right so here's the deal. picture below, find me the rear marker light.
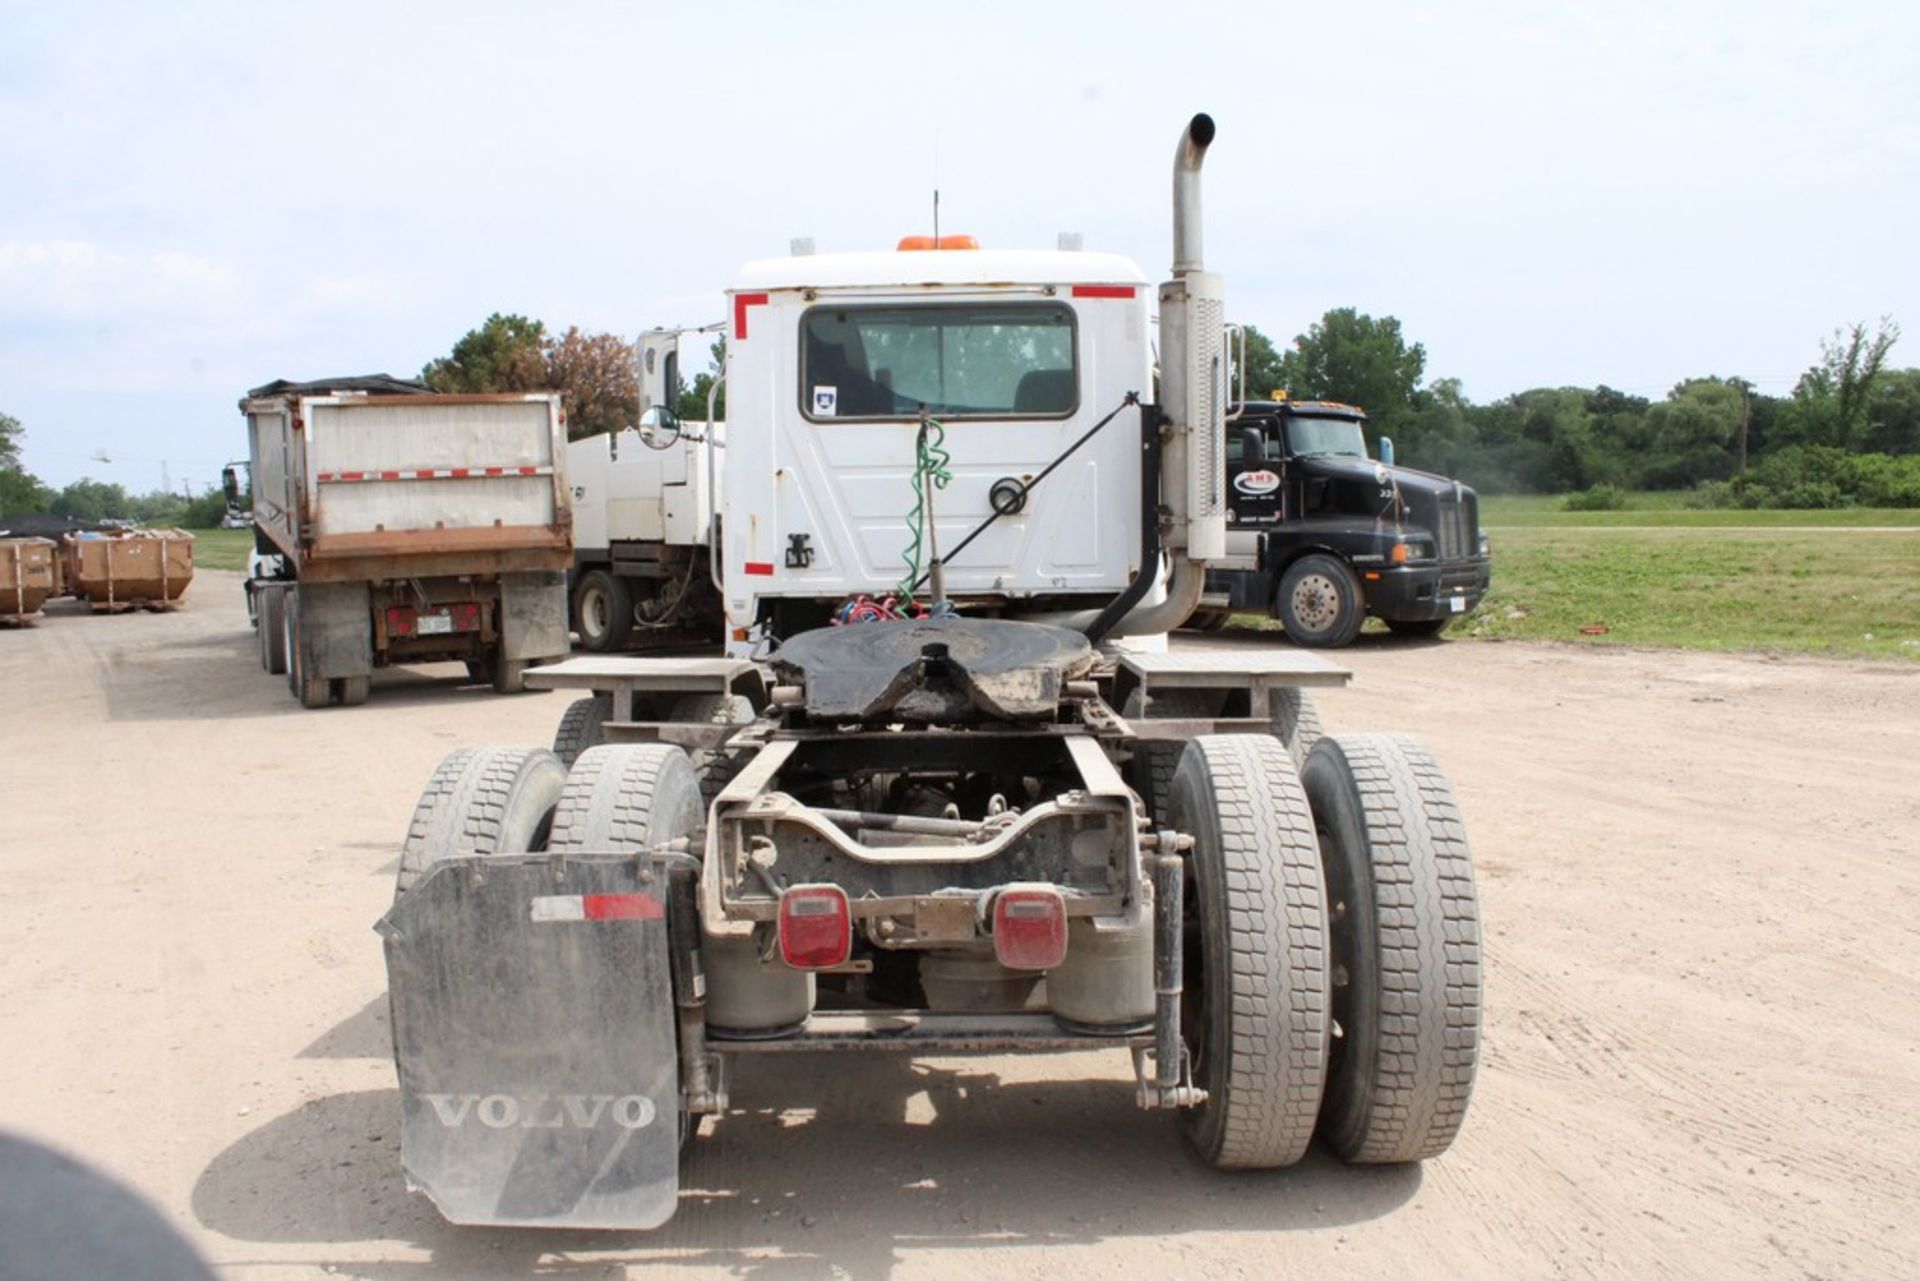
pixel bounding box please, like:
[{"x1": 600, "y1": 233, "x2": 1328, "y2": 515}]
[
  {"x1": 992, "y1": 885, "x2": 1069, "y2": 971},
  {"x1": 778, "y1": 885, "x2": 851, "y2": 970}
]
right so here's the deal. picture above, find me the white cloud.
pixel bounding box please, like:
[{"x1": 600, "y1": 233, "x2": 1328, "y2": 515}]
[
  {"x1": 0, "y1": 239, "x2": 107, "y2": 271},
  {"x1": 0, "y1": 239, "x2": 240, "y2": 321}
]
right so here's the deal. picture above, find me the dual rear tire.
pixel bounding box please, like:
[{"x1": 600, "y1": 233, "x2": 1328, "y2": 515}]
[
  {"x1": 393, "y1": 741, "x2": 703, "y2": 1143},
  {"x1": 1172, "y1": 731, "x2": 1482, "y2": 1170}
]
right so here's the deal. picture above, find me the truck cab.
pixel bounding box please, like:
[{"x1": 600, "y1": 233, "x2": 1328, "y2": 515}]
[{"x1": 1203, "y1": 399, "x2": 1491, "y2": 645}]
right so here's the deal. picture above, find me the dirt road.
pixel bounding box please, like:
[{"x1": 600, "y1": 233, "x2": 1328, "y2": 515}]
[{"x1": 2, "y1": 572, "x2": 1916, "y2": 1279}]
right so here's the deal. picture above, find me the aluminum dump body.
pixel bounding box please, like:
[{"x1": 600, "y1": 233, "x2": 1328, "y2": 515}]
[
  {"x1": 0, "y1": 537, "x2": 58, "y2": 618},
  {"x1": 241, "y1": 391, "x2": 571, "y2": 582},
  {"x1": 63, "y1": 529, "x2": 195, "y2": 607}
]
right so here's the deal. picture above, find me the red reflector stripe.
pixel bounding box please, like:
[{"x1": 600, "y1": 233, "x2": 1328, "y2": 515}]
[
  {"x1": 1071, "y1": 285, "x2": 1136, "y2": 299},
  {"x1": 321, "y1": 465, "x2": 551, "y2": 481},
  {"x1": 744, "y1": 561, "x2": 776, "y2": 576},
  {"x1": 734, "y1": 291, "x2": 769, "y2": 340},
  {"x1": 582, "y1": 893, "x2": 665, "y2": 921}
]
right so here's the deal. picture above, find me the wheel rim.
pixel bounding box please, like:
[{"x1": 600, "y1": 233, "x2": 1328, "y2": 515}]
[
  {"x1": 1289, "y1": 572, "x2": 1343, "y2": 632},
  {"x1": 1181, "y1": 858, "x2": 1209, "y2": 1083},
  {"x1": 1319, "y1": 815, "x2": 1357, "y2": 1086},
  {"x1": 580, "y1": 586, "x2": 609, "y2": 641}
]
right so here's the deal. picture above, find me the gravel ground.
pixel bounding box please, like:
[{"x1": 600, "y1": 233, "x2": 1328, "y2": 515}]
[{"x1": 2, "y1": 570, "x2": 1916, "y2": 1279}]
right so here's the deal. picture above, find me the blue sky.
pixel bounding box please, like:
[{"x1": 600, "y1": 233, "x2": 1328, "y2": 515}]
[{"x1": 3, "y1": 0, "x2": 1914, "y2": 490}]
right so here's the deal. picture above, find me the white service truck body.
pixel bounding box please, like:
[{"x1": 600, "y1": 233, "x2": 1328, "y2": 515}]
[
  {"x1": 241, "y1": 385, "x2": 573, "y2": 706},
  {"x1": 563, "y1": 412, "x2": 723, "y2": 651}
]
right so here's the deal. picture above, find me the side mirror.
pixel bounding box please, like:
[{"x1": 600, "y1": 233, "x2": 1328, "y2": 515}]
[
  {"x1": 1378, "y1": 436, "x2": 1395, "y2": 467},
  {"x1": 1237, "y1": 426, "x2": 1265, "y2": 467},
  {"x1": 221, "y1": 466, "x2": 242, "y2": 510},
  {"x1": 638, "y1": 405, "x2": 682, "y2": 451}
]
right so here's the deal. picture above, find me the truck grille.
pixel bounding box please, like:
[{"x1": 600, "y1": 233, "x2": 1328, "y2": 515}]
[{"x1": 1436, "y1": 491, "x2": 1475, "y2": 561}]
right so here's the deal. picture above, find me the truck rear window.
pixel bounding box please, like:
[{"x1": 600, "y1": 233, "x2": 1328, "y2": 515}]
[{"x1": 801, "y1": 303, "x2": 1077, "y2": 420}]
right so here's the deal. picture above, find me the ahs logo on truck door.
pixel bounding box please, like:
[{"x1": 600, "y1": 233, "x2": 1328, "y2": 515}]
[{"x1": 1233, "y1": 468, "x2": 1281, "y2": 496}]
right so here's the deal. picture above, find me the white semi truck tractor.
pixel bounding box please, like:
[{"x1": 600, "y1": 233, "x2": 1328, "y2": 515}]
[
  {"x1": 237, "y1": 378, "x2": 574, "y2": 707},
  {"x1": 381, "y1": 115, "x2": 1483, "y2": 1229}
]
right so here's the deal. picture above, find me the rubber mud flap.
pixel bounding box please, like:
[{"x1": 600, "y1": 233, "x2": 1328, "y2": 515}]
[{"x1": 378, "y1": 854, "x2": 680, "y2": 1229}]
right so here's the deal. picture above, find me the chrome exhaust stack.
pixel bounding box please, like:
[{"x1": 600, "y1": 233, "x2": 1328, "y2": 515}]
[
  {"x1": 1159, "y1": 112, "x2": 1227, "y2": 565},
  {"x1": 1023, "y1": 115, "x2": 1225, "y2": 638}
]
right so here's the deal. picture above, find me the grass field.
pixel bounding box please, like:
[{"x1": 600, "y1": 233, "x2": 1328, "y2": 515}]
[
  {"x1": 188, "y1": 527, "x2": 253, "y2": 572},
  {"x1": 1479, "y1": 494, "x2": 1920, "y2": 527},
  {"x1": 188, "y1": 519, "x2": 1918, "y2": 663},
  {"x1": 1459, "y1": 526, "x2": 1920, "y2": 661}
]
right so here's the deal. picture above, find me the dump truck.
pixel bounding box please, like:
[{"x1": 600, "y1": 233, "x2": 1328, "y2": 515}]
[
  {"x1": 1189, "y1": 398, "x2": 1493, "y2": 643},
  {"x1": 380, "y1": 115, "x2": 1483, "y2": 1230},
  {"x1": 235, "y1": 377, "x2": 572, "y2": 707}
]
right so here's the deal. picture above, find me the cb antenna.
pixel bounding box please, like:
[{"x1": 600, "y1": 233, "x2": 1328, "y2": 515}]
[{"x1": 933, "y1": 188, "x2": 940, "y2": 244}]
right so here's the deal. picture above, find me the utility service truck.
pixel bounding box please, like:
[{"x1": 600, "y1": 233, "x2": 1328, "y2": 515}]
[
  {"x1": 380, "y1": 115, "x2": 1483, "y2": 1230},
  {"x1": 234, "y1": 377, "x2": 573, "y2": 707},
  {"x1": 562, "y1": 332, "x2": 727, "y2": 652},
  {"x1": 1190, "y1": 398, "x2": 1493, "y2": 644}
]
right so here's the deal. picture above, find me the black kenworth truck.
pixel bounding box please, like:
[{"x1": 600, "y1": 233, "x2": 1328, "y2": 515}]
[{"x1": 1192, "y1": 399, "x2": 1491, "y2": 646}]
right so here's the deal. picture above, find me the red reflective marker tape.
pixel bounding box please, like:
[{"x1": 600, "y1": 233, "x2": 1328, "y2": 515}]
[
  {"x1": 583, "y1": 893, "x2": 664, "y2": 921},
  {"x1": 734, "y1": 292, "x2": 769, "y2": 340},
  {"x1": 743, "y1": 561, "x2": 776, "y2": 576},
  {"x1": 1071, "y1": 285, "x2": 1136, "y2": 299},
  {"x1": 530, "y1": 893, "x2": 664, "y2": 922}
]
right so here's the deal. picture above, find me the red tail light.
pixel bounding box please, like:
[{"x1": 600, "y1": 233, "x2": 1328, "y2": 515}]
[
  {"x1": 778, "y1": 885, "x2": 851, "y2": 970},
  {"x1": 451, "y1": 602, "x2": 483, "y2": 630},
  {"x1": 992, "y1": 884, "x2": 1068, "y2": 971},
  {"x1": 386, "y1": 606, "x2": 417, "y2": 637}
]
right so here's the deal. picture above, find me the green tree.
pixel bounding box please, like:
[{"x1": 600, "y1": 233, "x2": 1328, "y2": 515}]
[
  {"x1": 0, "y1": 410, "x2": 22, "y2": 468},
  {"x1": 0, "y1": 410, "x2": 54, "y2": 517},
  {"x1": 126, "y1": 489, "x2": 190, "y2": 526},
  {"x1": 1865, "y1": 368, "x2": 1920, "y2": 456},
  {"x1": 1776, "y1": 318, "x2": 1900, "y2": 449},
  {"x1": 0, "y1": 466, "x2": 52, "y2": 517},
  {"x1": 676, "y1": 336, "x2": 728, "y2": 422},
  {"x1": 50, "y1": 478, "x2": 132, "y2": 522},
  {"x1": 422, "y1": 313, "x2": 550, "y2": 393},
  {"x1": 1641, "y1": 379, "x2": 1743, "y2": 487},
  {"x1": 1399, "y1": 377, "x2": 1480, "y2": 477},
  {"x1": 545, "y1": 327, "x2": 637, "y2": 439},
  {"x1": 1274, "y1": 308, "x2": 1427, "y2": 442}
]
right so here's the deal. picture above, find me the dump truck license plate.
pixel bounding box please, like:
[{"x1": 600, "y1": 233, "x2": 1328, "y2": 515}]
[
  {"x1": 1448, "y1": 595, "x2": 1466, "y2": 613},
  {"x1": 418, "y1": 613, "x2": 454, "y2": 635}
]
